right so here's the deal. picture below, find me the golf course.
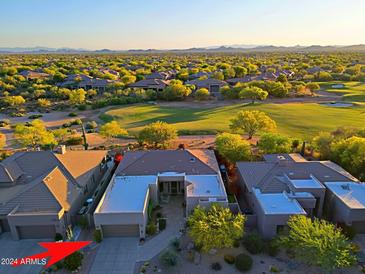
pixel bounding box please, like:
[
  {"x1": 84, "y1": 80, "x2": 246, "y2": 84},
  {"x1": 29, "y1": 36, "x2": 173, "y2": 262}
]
[{"x1": 100, "y1": 102, "x2": 365, "y2": 139}]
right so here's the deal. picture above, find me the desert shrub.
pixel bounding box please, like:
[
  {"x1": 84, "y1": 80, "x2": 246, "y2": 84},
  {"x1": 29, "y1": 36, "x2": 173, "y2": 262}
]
[
  {"x1": 159, "y1": 218, "x2": 166, "y2": 231},
  {"x1": 85, "y1": 121, "x2": 98, "y2": 129},
  {"x1": 171, "y1": 238, "x2": 181, "y2": 251},
  {"x1": 65, "y1": 136, "x2": 83, "y2": 145},
  {"x1": 68, "y1": 112, "x2": 78, "y2": 117},
  {"x1": 224, "y1": 254, "x2": 235, "y2": 264},
  {"x1": 0, "y1": 119, "x2": 10, "y2": 127},
  {"x1": 235, "y1": 253, "x2": 253, "y2": 272},
  {"x1": 54, "y1": 233, "x2": 63, "y2": 241},
  {"x1": 28, "y1": 114, "x2": 43, "y2": 119},
  {"x1": 242, "y1": 232, "x2": 264, "y2": 254},
  {"x1": 77, "y1": 104, "x2": 87, "y2": 111},
  {"x1": 211, "y1": 262, "x2": 222, "y2": 271},
  {"x1": 93, "y1": 229, "x2": 102, "y2": 243},
  {"x1": 265, "y1": 239, "x2": 280, "y2": 257},
  {"x1": 63, "y1": 251, "x2": 83, "y2": 271},
  {"x1": 146, "y1": 223, "x2": 157, "y2": 235},
  {"x1": 270, "y1": 265, "x2": 280, "y2": 273},
  {"x1": 159, "y1": 250, "x2": 178, "y2": 267}
]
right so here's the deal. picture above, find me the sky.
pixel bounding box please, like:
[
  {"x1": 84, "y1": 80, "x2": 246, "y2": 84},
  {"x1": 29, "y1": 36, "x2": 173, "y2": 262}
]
[{"x1": 0, "y1": 0, "x2": 364, "y2": 50}]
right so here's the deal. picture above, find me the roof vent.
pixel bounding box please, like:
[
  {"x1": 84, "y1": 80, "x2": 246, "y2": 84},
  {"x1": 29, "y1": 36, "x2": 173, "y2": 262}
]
[
  {"x1": 341, "y1": 184, "x2": 351, "y2": 191},
  {"x1": 190, "y1": 157, "x2": 196, "y2": 163}
]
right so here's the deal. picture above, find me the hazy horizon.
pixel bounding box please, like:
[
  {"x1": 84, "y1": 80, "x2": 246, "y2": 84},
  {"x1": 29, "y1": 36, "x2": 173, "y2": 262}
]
[{"x1": 1, "y1": 0, "x2": 364, "y2": 50}]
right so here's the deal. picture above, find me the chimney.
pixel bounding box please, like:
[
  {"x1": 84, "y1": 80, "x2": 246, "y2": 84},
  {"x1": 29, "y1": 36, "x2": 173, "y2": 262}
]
[{"x1": 57, "y1": 145, "x2": 67, "y2": 155}]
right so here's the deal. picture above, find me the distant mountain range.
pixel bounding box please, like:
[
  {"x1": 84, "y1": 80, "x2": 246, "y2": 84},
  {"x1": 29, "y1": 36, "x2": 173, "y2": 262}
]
[{"x1": 1, "y1": 44, "x2": 365, "y2": 54}]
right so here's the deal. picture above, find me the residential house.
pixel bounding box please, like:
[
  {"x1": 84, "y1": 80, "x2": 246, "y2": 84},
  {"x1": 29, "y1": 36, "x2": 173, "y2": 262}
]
[
  {"x1": 186, "y1": 78, "x2": 228, "y2": 97},
  {"x1": 0, "y1": 148, "x2": 108, "y2": 240},
  {"x1": 236, "y1": 153, "x2": 358, "y2": 238},
  {"x1": 188, "y1": 71, "x2": 212, "y2": 80},
  {"x1": 94, "y1": 150, "x2": 228, "y2": 239},
  {"x1": 19, "y1": 70, "x2": 50, "y2": 81},
  {"x1": 144, "y1": 71, "x2": 174, "y2": 80},
  {"x1": 324, "y1": 182, "x2": 365, "y2": 232},
  {"x1": 59, "y1": 74, "x2": 114, "y2": 92},
  {"x1": 226, "y1": 75, "x2": 254, "y2": 85},
  {"x1": 128, "y1": 79, "x2": 169, "y2": 91}
]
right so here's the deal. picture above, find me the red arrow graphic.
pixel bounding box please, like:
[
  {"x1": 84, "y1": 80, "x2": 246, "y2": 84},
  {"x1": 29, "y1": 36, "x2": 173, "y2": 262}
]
[{"x1": 12, "y1": 241, "x2": 91, "y2": 268}]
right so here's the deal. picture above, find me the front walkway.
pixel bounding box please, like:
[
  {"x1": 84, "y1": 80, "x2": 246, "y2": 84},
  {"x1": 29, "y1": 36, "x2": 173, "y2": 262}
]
[{"x1": 137, "y1": 195, "x2": 185, "y2": 262}]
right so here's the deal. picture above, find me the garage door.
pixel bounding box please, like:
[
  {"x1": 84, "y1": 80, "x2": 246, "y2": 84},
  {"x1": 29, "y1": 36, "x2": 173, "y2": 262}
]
[
  {"x1": 102, "y1": 225, "x2": 139, "y2": 237},
  {"x1": 17, "y1": 225, "x2": 56, "y2": 239},
  {"x1": 351, "y1": 222, "x2": 365, "y2": 233}
]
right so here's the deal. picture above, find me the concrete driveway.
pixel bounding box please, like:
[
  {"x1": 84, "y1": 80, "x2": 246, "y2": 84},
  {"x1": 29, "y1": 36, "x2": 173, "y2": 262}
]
[
  {"x1": 89, "y1": 237, "x2": 139, "y2": 274},
  {"x1": 0, "y1": 233, "x2": 48, "y2": 274}
]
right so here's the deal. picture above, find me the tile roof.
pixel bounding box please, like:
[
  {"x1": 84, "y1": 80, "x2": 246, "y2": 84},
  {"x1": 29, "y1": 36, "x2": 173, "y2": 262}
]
[{"x1": 115, "y1": 150, "x2": 219, "y2": 176}]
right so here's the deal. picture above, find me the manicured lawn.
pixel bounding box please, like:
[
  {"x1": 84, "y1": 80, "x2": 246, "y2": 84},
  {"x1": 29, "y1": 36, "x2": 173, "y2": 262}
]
[
  {"x1": 100, "y1": 102, "x2": 365, "y2": 139},
  {"x1": 320, "y1": 81, "x2": 365, "y2": 102}
]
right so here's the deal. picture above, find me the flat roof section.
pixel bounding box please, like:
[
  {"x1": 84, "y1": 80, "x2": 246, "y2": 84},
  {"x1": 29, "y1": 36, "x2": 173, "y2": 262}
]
[
  {"x1": 325, "y1": 182, "x2": 365, "y2": 209},
  {"x1": 186, "y1": 175, "x2": 226, "y2": 197},
  {"x1": 97, "y1": 176, "x2": 157, "y2": 213},
  {"x1": 253, "y1": 188, "x2": 307, "y2": 215},
  {"x1": 289, "y1": 176, "x2": 325, "y2": 189}
]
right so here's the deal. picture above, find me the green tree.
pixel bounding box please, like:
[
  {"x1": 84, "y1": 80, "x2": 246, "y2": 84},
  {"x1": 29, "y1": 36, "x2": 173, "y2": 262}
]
[
  {"x1": 14, "y1": 119, "x2": 57, "y2": 149},
  {"x1": 312, "y1": 132, "x2": 334, "y2": 159},
  {"x1": 99, "y1": 121, "x2": 128, "y2": 139},
  {"x1": 233, "y1": 66, "x2": 248, "y2": 78},
  {"x1": 230, "y1": 110, "x2": 277, "y2": 139},
  {"x1": 69, "y1": 88, "x2": 86, "y2": 104},
  {"x1": 161, "y1": 80, "x2": 192, "y2": 101},
  {"x1": 258, "y1": 133, "x2": 292, "y2": 154},
  {"x1": 305, "y1": 82, "x2": 320, "y2": 93},
  {"x1": 2, "y1": 95, "x2": 26, "y2": 106},
  {"x1": 37, "y1": 98, "x2": 51, "y2": 108},
  {"x1": 194, "y1": 88, "x2": 210, "y2": 100},
  {"x1": 238, "y1": 86, "x2": 268, "y2": 103},
  {"x1": 52, "y1": 128, "x2": 69, "y2": 143},
  {"x1": 212, "y1": 71, "x2": 224, "y2": 81},
  {"x1": 331, "y1": 136, "x2": 365, "y2": 180},
  {"x1": 188, "y1": 204, "x2": 245, "y2": 252},
  {"x1": 121, "y1": 75, "x2": 136, "y2": 85},
  {"x1": 215, "y1": 133, "x2": 251, "y2": 163},
  {"x1": 280, "y1": 215, "x2": 356, "y2": 272},
  {"x1": 138, "y1": 121, "x2": 177, "y2": 147}
]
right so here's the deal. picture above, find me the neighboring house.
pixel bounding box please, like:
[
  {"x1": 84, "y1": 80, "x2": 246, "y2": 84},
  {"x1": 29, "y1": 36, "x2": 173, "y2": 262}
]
[
  {"x1": 306, "y1": 66, "x2": 323, "y2": 74},
  {"x1": 226, "y1": 75, "x2": 254, "y2": 85},
  {"x1": 254, "y1": 72, "x2": 278, "y2": 81},
  {"x1": 19, "y1": 70, "x2": 50, "y2": 80},
  {"x1": 98, "y1": 68, "x2": 119, "y2": 76},
  {"x1": 188, "y1": 71, "x2": 212, "y2": 80},
  {"x1": 59, "y1": 74, "x2": 114, "y2": 92},
  {"x1": 128, "y1": 78, "x2": 169, "y2": 91},
  {"x1": 186, "y1": 78, "x2": 228, "y2": 96},
  {"x1": 325, "y1": 182, "x2": 365, "y2": 232},
  {"x1": 236, "y1": 153, "x2": 358, "y2": 239},
  {"x1": 94, "y1": 149, "x2": 228, "y2": 239},
  {"x1": 144, "y1": 71, "x2": 174, "y2": 80},
  {"x1": 0, "y1": 148, "x2": 108, "y2": 240}
]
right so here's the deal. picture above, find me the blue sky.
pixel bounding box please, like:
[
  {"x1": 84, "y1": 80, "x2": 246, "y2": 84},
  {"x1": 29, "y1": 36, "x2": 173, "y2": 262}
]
[{"x1": 0, "y1": 0, "x2": 364, "y2": 49}]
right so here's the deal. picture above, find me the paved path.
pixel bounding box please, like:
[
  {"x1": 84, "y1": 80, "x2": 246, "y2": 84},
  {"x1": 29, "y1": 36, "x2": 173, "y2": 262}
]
[{"x1": 89, "y1": 237, "x2": 139, "y2": 274}]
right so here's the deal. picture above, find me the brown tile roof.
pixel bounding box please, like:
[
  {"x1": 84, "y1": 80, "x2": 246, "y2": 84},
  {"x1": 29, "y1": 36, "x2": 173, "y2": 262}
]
[
  {"x1": 0, "y1": 150, "x2": 107, "y2": 215},
  {"x1": 115, "y1": 149, "x2": 219, "y2": 176}
]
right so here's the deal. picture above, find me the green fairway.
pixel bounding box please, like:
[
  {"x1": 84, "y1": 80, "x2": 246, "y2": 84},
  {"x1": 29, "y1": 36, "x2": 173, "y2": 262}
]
[
  {"x1": 320, "y1": 81, "x2": 365, "y2": 102},
  {"x1": 100, "y1": 102, "x2": 365, "y2": 139}
]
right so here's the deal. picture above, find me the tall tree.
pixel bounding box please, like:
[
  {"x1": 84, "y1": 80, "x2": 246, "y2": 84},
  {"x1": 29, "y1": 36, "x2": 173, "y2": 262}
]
[
  {"x1": 99, "y1": 121, "x2": 128, "y2": 139},
  {"x1": 215, "y1": 133, "x2": 251, "y2": 163},
  {"x1": 258, "y1": 133, "x2": 292, "y2": 154},
  {"x1": 138, "y1": 121, "x2": 177, "y2": 147},
  {"x1": 238, "y1": 86, "x2": 268, "y2": 103},
  {"x1": 230, "y1": 110, "x2": 277, "y2": 139},
  {"x1": 14, "y1": 119, "x2": 56, "y2": 149},
  {"x1": 280, "y1": 215, "x2": 356, "y2": 272},
  {"x1": 68, "y1": 88, "x2": 86, "y2": 104},
  {"x1": 188, "y1": 204, "x2": 245, "y2": 252}
]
